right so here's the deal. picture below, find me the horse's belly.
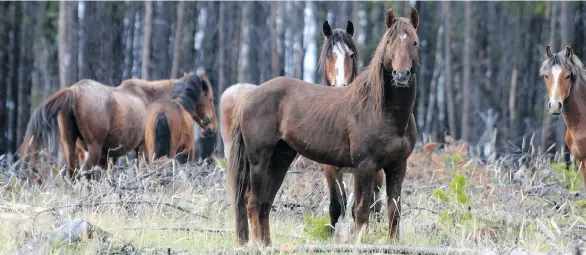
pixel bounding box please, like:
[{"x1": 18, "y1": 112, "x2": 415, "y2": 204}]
[{"x1": 283, "y1": 134, "x2": 352, "y2": 167}]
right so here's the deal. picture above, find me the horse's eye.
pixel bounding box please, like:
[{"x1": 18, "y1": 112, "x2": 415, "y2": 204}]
[
  {"x1": 544, "y1": 75, "x2": 548, "y2": 79},
  {"x1": 413, "y1": 41, "x2": 418, "y2": 46},
  {"x1": 565, "y1": 74, "x2": 571, "y2": 80}
]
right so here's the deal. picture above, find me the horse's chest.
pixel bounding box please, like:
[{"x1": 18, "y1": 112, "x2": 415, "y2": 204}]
[{"x1": 569, "y1": 133, "x2": 586, "y2": 160}]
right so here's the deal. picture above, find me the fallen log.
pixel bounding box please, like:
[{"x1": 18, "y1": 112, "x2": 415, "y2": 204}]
[
  {"x1": 14, "y1": 218, "x2": 111, "y2": 255},
  {"x1": 211, "y1": 244, "x2": 481, "y2": 255}
]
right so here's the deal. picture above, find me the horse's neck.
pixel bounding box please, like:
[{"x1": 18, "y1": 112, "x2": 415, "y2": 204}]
[
  {"x1": 383, "y1": 76, "x2": 416, "y2": 132},
  {"x1": 563, "y1": 81, "x2": 586, "y2": 130}
]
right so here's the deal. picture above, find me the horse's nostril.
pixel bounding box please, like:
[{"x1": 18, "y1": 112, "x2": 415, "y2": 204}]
[
  {"x1": 406, "y1": 70, "x2": 411, "y2": 76},
  {"x1": 392, "y1": 70, "x2": 398, "y2": 76},
  {"x1": 548, "y1": 102, "x2": 552, "y2": 109},
  {"x1": 558, "y1": 102, "x2": 562, "y2": 110}
]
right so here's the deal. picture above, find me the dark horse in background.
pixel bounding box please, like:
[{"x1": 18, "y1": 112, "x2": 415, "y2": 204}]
[
  {"x1": 19, "y1": 73, "x2": 217, "y2": 183},
  {"x1": 220, "y1": 20, "x2": 383, "y2": 235},
  {"x1": 228, "y1": 7, "x2": 420, "y2": 245},
  {"x1": 144, "y1": 72, "x2": 216, "y2": 163}
]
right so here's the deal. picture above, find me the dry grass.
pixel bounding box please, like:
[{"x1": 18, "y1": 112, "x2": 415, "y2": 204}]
[{"x1": 1, "y1": 142, "x2": 586, "y2": 254}]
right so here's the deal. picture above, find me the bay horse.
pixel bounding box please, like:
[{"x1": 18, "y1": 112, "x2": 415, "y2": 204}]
[
  {"x1": 540, "y1": 45, "x2": 586, "y2": 190},
  {"x1": 19, "y1": 73, "x2": 216, "y2": 182},
  {"x1": 228, "y1": 7, "x2": 419, "y2": 246},
  {"x1": 220, "y1": 20, "x2": 382, "y2": 234},
  {"x1": 144, "y1": 72, "x2": 216, "y2": 162}
]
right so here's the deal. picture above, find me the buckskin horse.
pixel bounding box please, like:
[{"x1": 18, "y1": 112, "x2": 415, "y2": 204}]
[
  {"x1": 228, "y1": 7, "x2": 420, "y2": 245},
  {"x1": 540, "y1": 45, "x2": 586, "y2": 190},
  {"x1": 144, "y1": 72, "x2": 216, "y2": 163},
  {"x1": 19, "y1": 73, "x2": 216, "y2": 183},
  {"x1": 219, "y1": 20, "x2": 383, "y2": 234}
]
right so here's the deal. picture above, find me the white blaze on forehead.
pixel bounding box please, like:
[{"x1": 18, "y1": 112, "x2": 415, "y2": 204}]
[
  {"x1": 333, "y1": 42, "x2": 350, "y2": 87},
  {"x1": 399, "y1": 33, "x2": 407, "y2": 40},
  {"x1": 550, "y1": 65, "x2": 562, "y2": 101}
]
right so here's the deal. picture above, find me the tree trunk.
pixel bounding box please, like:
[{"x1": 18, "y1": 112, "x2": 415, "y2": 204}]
[
  {"x1": 0, "y1": 2, "x2": 10, "y2": 153},
  {"x1": 270, "y1": 1, "x2": 279, "y2": 78},
  {"x1": 9, "y1": 2, "x2": 22, "y2": 152},
  {"x1": 425, "y1": 17, "x2": 444, "y2": 142},
  {"x1": 558, "y1": 0, "x2": 569, "y2": 163},
  {"x1": 170, "y1": 0, "x2": 184, "y2": 79},
  {"x1": 461, "y1": 1, "x2": 472, "y2": 142},
  {"x1": 541, "y1": 1, "x2": 557, "y2": 154},
  {"x1": 17, "y1": 2, "x2": 34, "y2": 149},
  {"x1": 442, "y1": 1, "x2": 456, "y2": 138},
  {"x1": 141, "y1": 0, "x2": 153, "y2": 80},
  {"x1": 294, "y1": 1, "x2": 305, "y2": 80},
  {"x1": 58, "y1": 1, "x2": 78, "y2": 88}
]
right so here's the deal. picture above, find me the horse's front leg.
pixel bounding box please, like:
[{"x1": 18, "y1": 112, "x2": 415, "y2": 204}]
[
  {"x1": 324, "y1": 164, "x2": 346, "y2": 234},
  {"x1": 352, "y1": 164, "x2": 376, "y2": 243},
  {"x1": 384, "y1": 161, "x2": 407, "y2": 241}
]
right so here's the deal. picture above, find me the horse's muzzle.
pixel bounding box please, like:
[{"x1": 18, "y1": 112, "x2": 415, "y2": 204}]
[
  {"x1": 202, "y1": 127, "x2": 216, "y2": 137},
  {"x1": 201, "y1": 116, "x2": 213, "y2": 126}
]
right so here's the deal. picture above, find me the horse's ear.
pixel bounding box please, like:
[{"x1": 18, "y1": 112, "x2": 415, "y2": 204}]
[
  {"x1": 409, "y1": 7, "x2": 419, "y2": 30},
  {"x1": 322, "y1": 20, "x2": 332, "y2": 38},
  {"x1": 345, "y1": 21, "x2": 354, "y2": 37},
  {"x1": 566, "y1": 46, "x2": 573, "y2": 59},
  {"x1": 545, "y1": 45, "x2": 553, "y2": 59},
  {"x1": 385, "y1": 8, "x2": 395, "y2": 28}
]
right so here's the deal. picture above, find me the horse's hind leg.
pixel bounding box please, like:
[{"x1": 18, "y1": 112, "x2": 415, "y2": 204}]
[
  {"x1": 324, "y1": 164, "x2": 347, "y2": 234},
  {"x1": 83, "y1": 142, "x2": 103, "y2": 181},
  {"x1": 384, "y1": 161, "x2": 407, "y2": 241},
  {"x1": 57, "y1": 113, "x2": 79, "y2": 182},
  {"x1": 258, "y1": 141, "x2": 296, "y2": 245}
]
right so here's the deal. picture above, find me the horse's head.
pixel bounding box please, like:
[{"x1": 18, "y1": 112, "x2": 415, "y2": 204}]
[
  {"x1": 381, "y1": 7, "x2": 419, "y2": 87},
  {"x1": 321, "y1": 20, "x2": 357, "y2": 87},
  {"x1": 540, "y1": 45, "x2": 578, "y2": 115},
  {"x1": 176, "y1": 72, "x2": 217, "y2": 136}
]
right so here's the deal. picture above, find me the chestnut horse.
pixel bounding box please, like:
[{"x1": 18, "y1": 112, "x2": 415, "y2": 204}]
[
  {"x1": 228, "y1": 8, "x2": 419, "y2": 245},
  {"x1": 220, "y1": 20, "x2": 382, "y2": 233},
  {"x1": 144, "y1": 72, "x2": 216, "y2": 162},
  {"x1": 540, "y1": 45, "x2": 586, "y2": 190},
  {"x1": 19, "y1": 74, "x2": 216, "y2": 182}
]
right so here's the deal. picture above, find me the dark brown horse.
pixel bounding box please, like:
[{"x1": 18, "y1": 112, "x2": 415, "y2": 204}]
[
  {"x1": 19, "y1": 74, "x2": 216, "y2": 182},
  {"x1": 144, "y1": 72, "x2": 216, "y2": 162},
  {"x1": 318, "y1": 20, "x2": 384, "y2": 233},
  {"x1": 228, "y1": 8, "x2": 420, "y2": 245},
  {"x1": 540, "y1": 45, "x2": 586, "y2": 190},
  {"x1": 220, "y1": 20, "x2": 382, "y2": 234}
]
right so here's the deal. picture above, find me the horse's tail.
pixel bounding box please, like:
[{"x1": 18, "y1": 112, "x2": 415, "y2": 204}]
[
  {"x1": 153, "y1": 112, "x2": 171, "y2": 160},
  {"x1": 227, "y1": 121, "x2": 250, "y2": 244},
  {"x1": 19, "y1": 88, "x2": 78, "y2": 162}
]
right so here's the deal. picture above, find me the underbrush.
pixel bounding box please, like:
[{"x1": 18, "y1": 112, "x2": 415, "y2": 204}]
[{"x1": 0, "y1": 141, "x2": 585, "y2": 254}]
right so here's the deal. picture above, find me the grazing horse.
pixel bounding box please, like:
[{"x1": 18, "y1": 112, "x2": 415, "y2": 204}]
[
  {"x1": 144, "y1": 72, "x2": 217, "y2": 162},
  {"x1": 19, "y1": 73, "x2": 216, "y2": 182},
  {"x1": 228, "y1": 7, "x2": 420, "y2": 246},
  {"x1": 540, "y1": 45, "x2": 586, "y2": 190}
]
